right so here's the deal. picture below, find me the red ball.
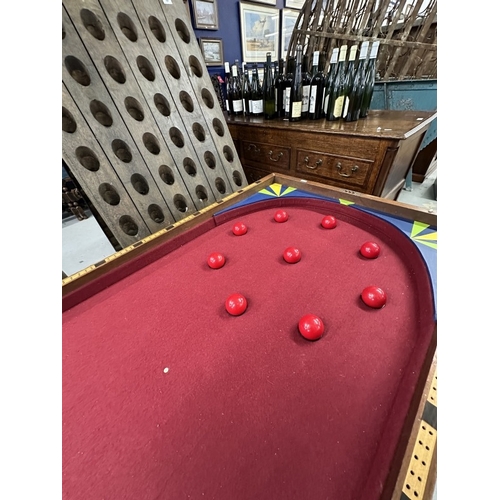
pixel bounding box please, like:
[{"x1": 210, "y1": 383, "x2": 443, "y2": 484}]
[
  {"x1": 361, "y1": 286, "x2": 387, "y2": 309},
  {"x1": 207, "y1": 252, "x2": 225, "y2": 269},
  {"x1": 232, "y1": 222, "x2": 248, "y2": 236},
  {"x1": 360, "y1": 241, "x2": 380, "y2": 259},
  {"x1": 321, "y1": 215, "x2": 337, "y2": 229},
  {"x1": 298, "y1": 314, "x2": 325, "y2": 340},
  {"x1": 225, "y1": 293, "x2": 248, "y2": 316},
  {"x1": 274, "y1": 209, "x2": 289, "y2": 223},
  {"x1": 283, "y1": 247, "x2": 301, "y2": 264}
]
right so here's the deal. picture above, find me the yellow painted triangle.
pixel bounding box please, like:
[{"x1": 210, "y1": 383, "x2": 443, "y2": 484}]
[
  {"x1": 414, "y1": 231, "x2": 437, "y2": 242},
  {"x1": 281, "y1": 186, "x2": 296, "y2": 196},
  {"x1": 269, "y1": 183, "x2": 283, "y2": 196},
  {"x1": 339, "y1": 198, "x2": 355, "y2": 206},
  {"x1": 417, "y1": 241, "x2": 437, "y2": 250},
  {"x1": 411, "y1": 221, "x2": 429, "y2": 238}
]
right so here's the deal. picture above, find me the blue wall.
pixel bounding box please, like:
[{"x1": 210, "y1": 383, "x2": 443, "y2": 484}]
[{"x1": 190, "y1": 0, "x2": 287, "y2": 77}]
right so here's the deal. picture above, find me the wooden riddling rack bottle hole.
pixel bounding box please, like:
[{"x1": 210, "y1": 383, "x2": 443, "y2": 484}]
[{"x1": 62, "y1": 0, "x2": 247, "y2": 250}]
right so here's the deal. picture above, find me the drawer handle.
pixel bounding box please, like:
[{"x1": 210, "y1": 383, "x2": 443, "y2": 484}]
[
  {"x1": 336, "y1": 162, "x2": 358, "y2": 177},
  {"x1": 304, "y1": 156, "x2": 323, "y2": 169},
  {"x1": 268, "y1": 150, "x2": 283, "y2": 162},
  {"x1": 247, "y1": 144, "x2": 261, "y2": 153}
]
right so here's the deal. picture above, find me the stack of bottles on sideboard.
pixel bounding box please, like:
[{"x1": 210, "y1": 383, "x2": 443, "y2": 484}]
[{"x1": 223, "y1": 40, "x2": 380, "y2": 124}]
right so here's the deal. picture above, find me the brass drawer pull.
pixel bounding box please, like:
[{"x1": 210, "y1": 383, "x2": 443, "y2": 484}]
[
  {"x1": 268, "y1": 150, "x2": 283, "y2": 162},
  {"x1": 247, "y1": 144, "x2": 261, "y2": 153},
  {"x1": 304, "y1": 156, "x2": 323, "y2": 169},
  {"x1": 336, "y1": 161, "x2": 358, "y2": 177}
]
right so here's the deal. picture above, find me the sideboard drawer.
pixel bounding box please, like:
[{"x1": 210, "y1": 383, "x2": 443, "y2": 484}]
[
  {"x1": 241, "y1": 140, "x2": 291, "y2": 170},
  {"x1": 296, "y1": 150, "x2": 374, "y2": 189}
]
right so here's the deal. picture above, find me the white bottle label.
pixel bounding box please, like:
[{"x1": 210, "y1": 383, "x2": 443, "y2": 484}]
[
  {"x1": 301, "y1": 87, "x2": 310, "y2": 113},
  {"x1": 233, "y1": 99, "x2": 243, "y2": 113},
  {"x1": 342, "y1": 96, "x2": 349, "y2": 117},
  {"x1": 309, "y1": 86, "x2": 317, "y2": 113},
  {"x1": 252, "y1": 99, "x2": 263, "y2": 114},
  {"x1": 274, "y1": 88, "x2": 278, "y2": 111},
  {"x1": 291, "y1": 101, "x2": 301, "y2": 118},
  {"x1": 323, "y1": 94, "x2": 329, "y2": 114},
  {"x1": 284, "y1": 88, "x2": 291, "y2": 111},
  {"x1": 333, "y1": 96, "x2": 345, "y2": 117}
]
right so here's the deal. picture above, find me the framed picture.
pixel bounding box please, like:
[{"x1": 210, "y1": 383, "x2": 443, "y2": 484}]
[
  {"x1": 193, "y1": 0, "x2": 218, "y2": 30},
  {"x1": 249, "y1": 0, "x2": 277, "y2": 4},
  {"x1": 199, "y1": 37, "x2": 224, "y2": 66},
  {"x1": 281, "y1": 8, "x2": 300, "y2": 58},
  {"x1": 285, "y1": 0, "x2": 306, "y2": 9},
  {"x1": 239, "y1": 2, "x2": 280, "y2": 63}
]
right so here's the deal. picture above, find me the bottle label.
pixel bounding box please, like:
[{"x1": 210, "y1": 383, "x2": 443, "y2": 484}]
[
  {"x1": 323, "y1": 94, "x2": 329, "y2": 114},
  {"x1": 249, "y1": 100, "x2": 253, "y2": 113},
  {"x1": 252, "y1": 99, "x2": 263, "y2": 114},
  {"x1": 309, "y1": 86, "x2": 317, "y2": 113},
  {"x1": 274, "y1": 88, "x2": 278, "y2": 111},
  {"x1": 333, "y1": 96, "x2": 345, "y2": 118},
  {"x1": 342, "y1": 96, "x2": 349, "y2": 117},
  {"x1": 284, "y1": 88, "x2": 291, "y2": 111},
  {"x1": 233, "y1": 99, "x2": 243, "y2": 113},
  {"x1": 291, "y1": 101, "x2": 301, "y2": 118},
  {"x1": 302, "y1": 87, "x2": 310, "y2": 113}
]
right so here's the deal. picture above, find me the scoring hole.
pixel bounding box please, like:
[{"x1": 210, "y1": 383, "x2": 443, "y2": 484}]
[
  {"x1": 169, "y1": 127, "x2": 185, "y2": 148},
  {"x1": 143, "y1": 133, "x2": 160, "y2": 155},
  {"x1": 165, "y1": 55, "x2": 181, "y2": 79},
  {"x1": 192, "y1": 122, "x2": 205, "y2": 142},
  {"x1": 62, "y1": 107, "x2": 77, "y2": 133},
  {"x1": 201, "y1": 88, "x2": 214, "y2": 108},
  {"x1": 148, "y1": 204, "x2": 165, "y2": 223},
  {"x1": 179, "y1": 91, "x2": 194, "y2": 112},
  {"x1": 212, "y1": 117, "x2": 224, "y2": 136},
  {"x1": 223, "y1": 145, "x2": 234, "y2": 162},
  {"x1": 131, "y1": 173, "x2": 149, "y2": 195},
  {"x1": 65, "y1": 56, "x2": 91, "y2": 86},
  {"x1": 99, "y1": 183, "x2": 120, "y2": 206},
  {"x1": 175, "y1": 19, "x2": 190, "y2": 43},
  {"x1": 112, "y1": 139, "x2": 132, "y2": 163},
  {"x1": 154, "y1": 93, "x2": 171, "y2": 117},
  {"x1": 124, "y1": 96, "x2": 144, "y2": 121},
  {"x1": 204, "y1": 151, "x2": 216, "y2": 169},
  {"x1": 188, "y1": 55, "x2": 203, "y2": 77},
  {"x1": 89, "y1": 99, "x2": 113, "y2": 127},
  {"x1": 80, "y1": 9, "x2": 105, "y2": 40},
  {"x1": 117, "y1": 12, "x2": 138, "y2": 42},
  {"x1": 183, "y1": 158, "x2": 197, "y2": 177},
  {"x1": 104, "y1": 55, "x2": 126, "y2": 83},
  {"x1": 232, "y1": 171, "x2": 243, "y2": 186},
  {"x1": 137, "y1": 55, "x2": 155, "y2": 81},
  {"x1": 195, "y1": 185, "x2": 209, "y2": 202},
  {"x1": 148, "y1": 15, "x2": 166, "y2": 43},
  {"x1": 75, "y1": 146, "x2": 100, "y2": 171},
  {"x1": 173, "y1": 194, "x2": 188, "y2": 213},
  {"x1": 215, "y1": 177, "x2": 226, "y2": 194},
  {"x1": 159, "y1": 165, "x2": 175, "y2": 185},
  {"x1": 119, "y1": 215, "x2": 139, "y2": 236}
]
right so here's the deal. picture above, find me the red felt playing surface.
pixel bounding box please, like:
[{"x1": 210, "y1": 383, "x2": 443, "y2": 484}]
[{"x1": 62, "y1": 199, "x2": 434, "y2": 500}]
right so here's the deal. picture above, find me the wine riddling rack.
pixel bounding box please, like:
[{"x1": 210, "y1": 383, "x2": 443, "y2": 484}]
[{"x1": 62, "y1": 0, "x2": 247, "y2": 248}]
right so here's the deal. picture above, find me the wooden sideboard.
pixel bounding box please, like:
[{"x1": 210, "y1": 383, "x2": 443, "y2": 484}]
[{"x1": 226, "y1": 110, "x2": 437, "y2": 199}]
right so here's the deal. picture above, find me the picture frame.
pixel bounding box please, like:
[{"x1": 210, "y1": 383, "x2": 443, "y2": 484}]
[
  {"x1": 193, "y1": 0, "x2": 218, "y2": 30},
  {"x1": 239, "y1": 2, "x2": 279, "y2": 63},
  {"x1": 248, "y1": 0, "x2": 277, "y2": 5},
  {"x1": 281, "y1": 8, "x2": 300, "y2": 59},
  {"x1": 199, "y1": 37, "x2": 224, "y2": 66},
  {"x1": 285, "y1": 0, "x2": 306, "y2": 9}
]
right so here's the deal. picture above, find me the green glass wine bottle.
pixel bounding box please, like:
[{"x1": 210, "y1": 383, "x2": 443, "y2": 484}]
[
  {"x1": 308, "y1": 50, "x2": 326, "y2": 120},
  {"x1": 263, "y1": 52, "x2": 276, "y2": 119},
  {"x1": 359, "y1": 41, "x2": 380, "y2": 119},
  {"x1": 241, "y1": 62, "x2": 251, "y2": 116},
  {"x1": 229, "y1": 63, "x2": 243, "y2": 116},
  {"x1": 326, "y1": 45, "x2": 348, "y2": 121},
  {"x1": 344, "y1": 41, "x2": 369, "y2": 122},
  {"x1": 250, "y1": 63, "x2": 263, "y2": 117},
  {"x1": 300, "y1": 53, "x2": 311, "y2": 119},
  {"x1": 322, "y1": 48, "x2": 339, "y2": 119},
  {"x1": 290, "y1": 45, "x2": 303, "y2": 122}
]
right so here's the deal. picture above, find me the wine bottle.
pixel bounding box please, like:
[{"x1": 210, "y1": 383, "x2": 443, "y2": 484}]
[
  {"x1": 339, "y1": 44, "x2": 358, "y2": 119},
  {"x1": 283, "y1": 57, "x2": 295, "y2": 119},
  {"x1": 250, "y1": 63, "x2": 263, "y2": 117},
  {"x1": 308, "y1": 50, "x2": 326, "y2": 120},
  {"x1": 229, "y1": 63, "x2": 243, "y2": 116},
  {"x1": 224, "y1": 61, "x2": 232, "y2": 114},
  {"x1": 275, "y1": 58, "x2": 285, "y2": 117},
  {"x1": 241, "y1": 62, "x2": 252, "y2": 116},
  {"x1": 301, "y1": 53, "x2": 311, "y2": 119},
  {"x1": 290, "y1": 45, "x2": 303, "y2": 122},
  {"x1": 344, "y1": 41, "x2": 369, "y2": 122},
  {"x1": 326, "y1": 44, "x2": 348, "y2": 121},
  {"x1": 322, "y1": 48, "x2": 339, "y2": 119},
  {"x1": 359, "y1": 41, "x2": 380, "y2": 118},
  {"x1": 263, "y1": 52, "x2": 276, "y2": 119}
]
